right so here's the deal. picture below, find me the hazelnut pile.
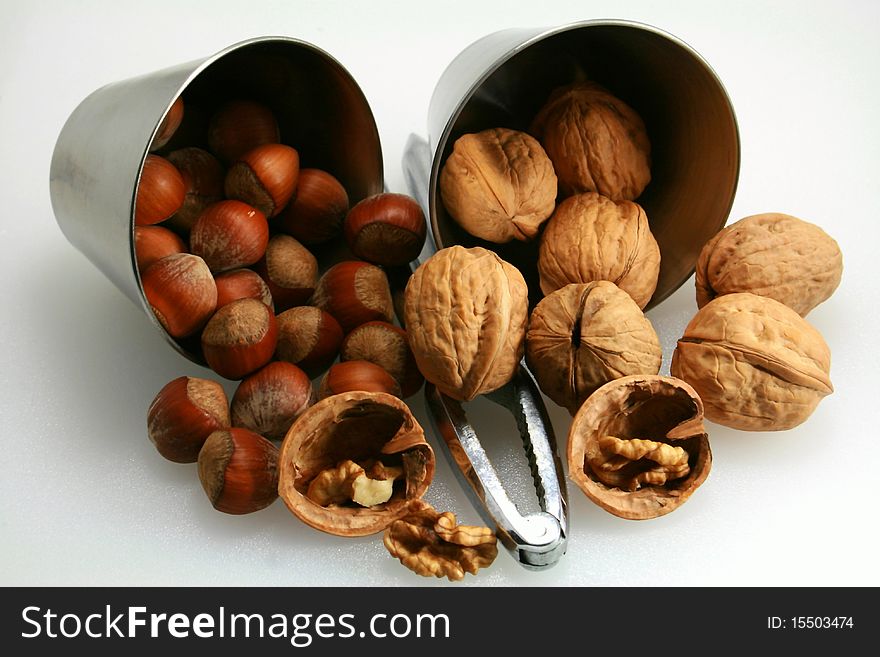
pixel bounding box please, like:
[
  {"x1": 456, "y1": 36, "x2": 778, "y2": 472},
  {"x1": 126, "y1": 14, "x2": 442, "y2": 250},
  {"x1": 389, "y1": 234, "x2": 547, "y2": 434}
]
[
  {"x1": 142, "y1": 95, "x2": 496, "y2": 581},
  {"x1": 428, "y1": 81, "x2": 843, "y2": 520}
]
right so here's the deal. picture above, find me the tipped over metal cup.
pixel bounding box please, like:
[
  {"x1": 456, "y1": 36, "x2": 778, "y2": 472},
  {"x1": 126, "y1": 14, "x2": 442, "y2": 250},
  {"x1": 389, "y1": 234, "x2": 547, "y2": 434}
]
[
  {"x1": 50, "y1": 36, "x2": 383, "y2": 363},
  {"x1": 421, "y1": 19, "x2": 740, "y2": 308}
]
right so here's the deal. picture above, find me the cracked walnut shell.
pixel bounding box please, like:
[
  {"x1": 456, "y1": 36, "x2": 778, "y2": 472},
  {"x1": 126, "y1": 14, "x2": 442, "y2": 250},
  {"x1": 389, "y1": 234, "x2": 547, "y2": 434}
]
[
  {"x1": 404, "y1": 246, "x2": 529, "y2": 401},
  {"x1": 695, "y1": 212, "x2": 843, "y2": 316},
  {"x1": 526, "y1": 281, "x2": 661, "y2": 413},
  {"x1": 538, "y1": 192, "x2": 660, "y2": 308},
  {"x1": 568, "y1": 375, "x2": 711, "y2": 520},
  {"x1": 671, "y1": 293, "x2": 833, "y2": 431},
  {"x1": 530, "y1": 82, "x2": 651, "y2": 200},
  {"x1": 383, "y1": 501, "x2": 498, "y2": 581},
  {"x1": 277, "y1": 391, "x2": 434, "y2": 536},
  {"x1": 439, "y1": 128, "x2": 557, "y2": 243}
]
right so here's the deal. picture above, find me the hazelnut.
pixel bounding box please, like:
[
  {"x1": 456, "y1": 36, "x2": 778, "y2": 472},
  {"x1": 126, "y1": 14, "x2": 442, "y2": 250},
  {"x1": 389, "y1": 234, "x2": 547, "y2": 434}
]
[
  {"x1": 231, "y1": 361, "x2": 315, "y2": 440},
  {"x1": 318, "y1": 361, "x2": 401, "y2": 400},
  {"x1": 141, "y1": 253, "x2": 217, "y2": 338},
  {"x1": 253, "y1": 234, "x2": 317, "y2": 312},
  {"x1": 224, "y1": 143, "x2": 300, "y2": 218},
  {"x1": 165, "y1": 147, "x2": 225, "y2": 234},
  {"x1": 343, "y1": 193, "x2": 426, "y2": 266},
  {"x1": 538, "y1": 192, "x2": 661, "y2": 309},
  {"x1": 147, "y1": 376, "x2": 230, "y2": 463},
  {"x1": 525, "y1": 281, "x2": 662, "y2": 413},
  {"x1": 340, "y1": 321, "x2": 423, "y2": 398},
  {"x1": 134, "y1": 154, "x2": 186, "y2": 226},
  {"x1": 189, "y1": 200, "x2": 269, "y2": 273},
  {"x1": 439, "y1": 128, "x2": 557, "y2": 243},
  {"x1": 275, "y1": 306, "x2": 344, "y2": 377},
  {"x1": 530, "y1": 81, "x2": 651, "y2": 200},
  {"x1": 198, "y1": 427, "x2": 279, "y2": 514},
  {"x1": 310, "y1": 261, "x2": 394, "y2": 332},
  {"x1": 207, "y1": 99, "x2": 280, "y2": 164},
  {"x1": 134, "y1": 225, "x2": 186, "y2": 272},
  {"x1": 214, "y1": 268, "x2": 274, "y2": 310},
  {"x1": 149, "y1": 96, "x2": 184, "y2": 151},
  {"x1": 201, "y1": 298, "x2": 278, "y2": 380},
  {"x1": 276, "y1": 168, "x2": 349, "y2": 244},
  {"x1": 277, "y1": 391, "x2": 434, "y2": 536}
]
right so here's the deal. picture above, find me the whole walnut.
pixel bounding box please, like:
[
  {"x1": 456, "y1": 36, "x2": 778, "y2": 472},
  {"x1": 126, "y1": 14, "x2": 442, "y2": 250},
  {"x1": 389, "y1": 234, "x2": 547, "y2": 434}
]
[
  {"x1": 526, "y1": 281, "x2": 661, "y2": 413},
  {"x1": 439, "y1": 128, "x2": 558, "y2": 243},
  {"x1": 671, "y1": 293, "x2": 833, "y2": 431},
  {"x1": 696, "y1": 212, "x2": 843, "y2": 316},
  {"x1": 404, "y1": 246, "x2": 529, "y2": 401},
  {"x1": 538, "y1": 192, "x2": 661, "y2": 308},
  {"x1": 530, "y1": 82, "x2": 651, "y2": 200}
]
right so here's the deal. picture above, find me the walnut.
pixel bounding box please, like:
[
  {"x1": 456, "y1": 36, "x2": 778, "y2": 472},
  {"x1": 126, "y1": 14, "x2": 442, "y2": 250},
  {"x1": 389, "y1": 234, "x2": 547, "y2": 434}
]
[
  {"x1": 530, "y1": 82, "x2": 651, "y2": 200},
  {"x1": 695, "y1": 212, "x2": 843, "y2": 316},
  {"x1": 526, "y1": 281, "x2": 661, "y2": 413},
  {"x1": 277, "y1": 391, "x2": 435, "y2": 536},
  {"x1": 537, "y1": 192, "x2": 660, "y2": 308},
  {"x1": 404, "y1": 246, "x2": 529, "y2": 401},
  {"x1": 671, "y1": 293, "x2": 833, "y2": 431},
  {"x1": 439, "y1": 128, "x2": 557, "y2": 243},
  {"x1": 383, "y1": 501, "x2": 498, "y2": 581},
  {"x1": 568, "y1": 374, "x2": 711, "y2": 520}
]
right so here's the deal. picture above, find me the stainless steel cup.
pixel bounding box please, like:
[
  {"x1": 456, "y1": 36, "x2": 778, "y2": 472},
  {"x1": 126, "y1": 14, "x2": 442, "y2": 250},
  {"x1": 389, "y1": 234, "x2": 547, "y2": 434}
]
[
  {"x1": 50, "y1": 36, "x2": 383, "y2": 363},
  {"x1": 420, "y1": 19, "x2": 740, "y2": 308}
]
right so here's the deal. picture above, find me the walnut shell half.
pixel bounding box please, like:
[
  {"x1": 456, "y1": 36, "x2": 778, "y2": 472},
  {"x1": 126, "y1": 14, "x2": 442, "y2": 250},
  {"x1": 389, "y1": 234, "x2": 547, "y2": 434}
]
[
  {"x1": 671, "y1": 293, "x2": 833, "y2": 431},
  {"x1": 538, "y1": 192, "x2": 660, "y2": 308},
  {"x1": 695, "y1": 212, "x2": 843, "y2": 316},
  {"x1": 404, "y1": 246, "x2": 529, "y2": 401},
  {"x1": 439, "y1": 128, "x2": 557, "y2": 243},
  {"x1": 530, "y1": 82, "x2": 651, "y2": 200},
  {"x1": 526, "y1": 281, "x2": 661, "y2": 413},
  {"x1": 568, "y1": 374, "x2": 711, "y2": 520},
  {"x1": 277, "y1": 391, "x2": 434, "y2": 536}
]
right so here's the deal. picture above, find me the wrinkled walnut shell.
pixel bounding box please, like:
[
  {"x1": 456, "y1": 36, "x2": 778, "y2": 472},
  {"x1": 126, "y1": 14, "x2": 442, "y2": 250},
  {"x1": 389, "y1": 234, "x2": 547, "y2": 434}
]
[
  {"x1": 530, "y1": 82, "x2": 651, "y2": 200},
  {"x1": 568, "y1": 375, "x2": 711, "y2": 520},
  {"x1": 526, "y1": 281, "x2": 661, "y2": 413},
  {"x1": 404, "y1": 246, "x2": 529, "y2": 401},
  {"x1": 439, "y1": 128, "x2": 557, "y2": 243},
  {"x1": 671, "y1": 293, "x2": 833, "y2": 431},
  {"x1": 277, "y1": 391, "x2": 434, "y2": 536},
  {"x1": 538, "y1": 192, "x2": 660, "y2": 308},
  {"x1": 695, "y1": 212, "x2": 843, "y2": 316}
]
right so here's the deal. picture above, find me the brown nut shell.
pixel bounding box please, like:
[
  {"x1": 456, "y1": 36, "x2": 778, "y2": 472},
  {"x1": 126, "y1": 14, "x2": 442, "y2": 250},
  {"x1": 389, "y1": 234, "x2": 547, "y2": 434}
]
[
  {"x1": 278, "y1": 391, "x2": 435, "y2": 536},
  {"x1": 568, "y1": 374, "x2": 711, "y2": 520},
  {"x1": 526, "y1": 282, "x2": 661, "y2": 413},
  {"x1": 538, "y1": 192, "x2": 660, "y2": 308},
  {"x1": 275, "y1": 306, "x2": 344, "y2": 377},
  {"x1": 404, "y1": 246, "x2": 528, "y2": 401},
  {"x1": 530, "y1": 81, "x2": 651, "y2": 200},
  {"x1": 439, "y1": 128, "x2": 557, "y2": 243},
  {"x1": 671, "y1": 293, "x2": 833, "y2": 431},
  {"x1": 340, "y1": 321, "x2": 423, "y2": 398},
  {"x1": 695, "y1": 213, "x2": 843, "y2": 316}
]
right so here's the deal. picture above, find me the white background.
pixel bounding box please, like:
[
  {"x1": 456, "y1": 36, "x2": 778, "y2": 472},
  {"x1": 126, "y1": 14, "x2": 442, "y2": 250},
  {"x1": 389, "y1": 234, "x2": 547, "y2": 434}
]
[{"x1": 1, "y1": 0, "x2": 878, "y2": 587}]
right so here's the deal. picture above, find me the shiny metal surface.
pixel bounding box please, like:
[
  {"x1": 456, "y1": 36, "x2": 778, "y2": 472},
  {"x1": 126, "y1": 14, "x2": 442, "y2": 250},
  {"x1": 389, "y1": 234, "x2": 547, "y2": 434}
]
[
  {"x1": 426, "y1": 20, "x2": 740, "y2": 309},
  {"x1": 50, "y1": 37, "x2": 383, "y2": 363},
  {"x1": 404, "y1": 134, "x2": 567, "y2": 569}
]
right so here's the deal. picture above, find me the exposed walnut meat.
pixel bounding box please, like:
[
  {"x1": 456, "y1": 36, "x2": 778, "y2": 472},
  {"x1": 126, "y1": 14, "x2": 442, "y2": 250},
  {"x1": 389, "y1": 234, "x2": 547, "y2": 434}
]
[
  {"x1": 671, "y1": 292, "x2": 833, "y2": 431},
  {"x1": 530, "y1": 81, "x2": 651, "y2": 200},
  {"x1": 439, "y1": 127, "x2": 557, "y2": 243},
  {"x1": 404, "y1": 246, "x2": 529, "y2": 401},
  {"x1": 537, "y1": 192, "x2": 660, "y2": 308},
  {"x1": 526, "y1": 281, "x2": 661, "y2": 413},
  {"x1": 695, "y1": 212, "x2": 843, "y2": 316},
  {"x1": 568, "y1": 375, "x2": 711, "y2": 520},
  {"x1": 277, "y1": 391, "x2": 434, "y2": 536},
  {"x1": 383, "y1": 501, "x2": 498, "y2": 581}
]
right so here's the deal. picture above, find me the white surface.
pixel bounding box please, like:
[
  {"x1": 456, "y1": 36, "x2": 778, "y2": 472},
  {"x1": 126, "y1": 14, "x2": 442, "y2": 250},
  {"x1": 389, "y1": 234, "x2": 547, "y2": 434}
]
[{"x1": 1, "y1": 0, "x2": 878, "y2": 587}]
